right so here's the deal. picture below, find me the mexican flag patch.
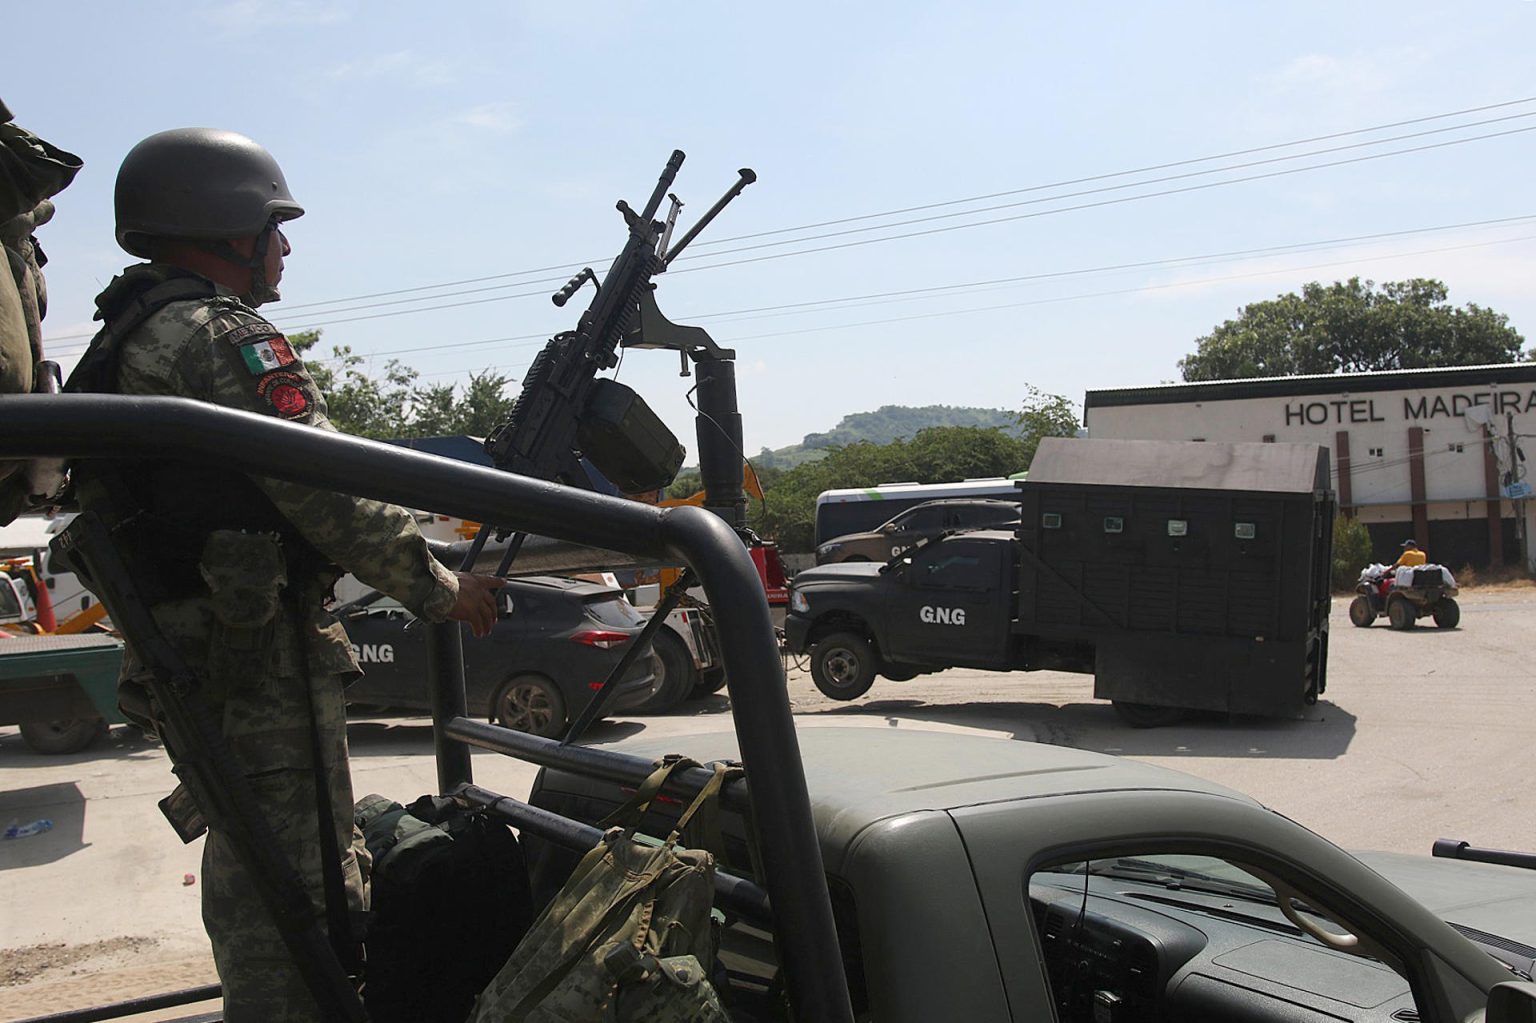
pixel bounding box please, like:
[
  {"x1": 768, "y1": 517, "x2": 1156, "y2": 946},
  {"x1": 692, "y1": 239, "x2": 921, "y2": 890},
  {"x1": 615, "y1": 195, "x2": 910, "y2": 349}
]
[{"x1": 239, "y1": 334, "x2": 297, "y2": 375}]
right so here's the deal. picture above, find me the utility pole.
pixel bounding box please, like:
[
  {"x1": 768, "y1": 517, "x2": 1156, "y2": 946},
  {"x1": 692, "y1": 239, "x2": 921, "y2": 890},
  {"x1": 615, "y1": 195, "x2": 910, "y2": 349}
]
[{"x1": 1508, "y1": 412, "x2": 1530, "y2": 572}]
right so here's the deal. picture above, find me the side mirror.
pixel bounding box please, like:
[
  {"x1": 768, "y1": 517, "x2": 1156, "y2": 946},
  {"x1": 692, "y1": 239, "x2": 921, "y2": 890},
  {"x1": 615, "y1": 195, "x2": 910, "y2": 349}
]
[
  {"x1": 880, "y1": 523, "x2": 899, "y2": 535},
  {"x1": 1488, "y1": 982, "x2": 1536, "y2": 1023}
]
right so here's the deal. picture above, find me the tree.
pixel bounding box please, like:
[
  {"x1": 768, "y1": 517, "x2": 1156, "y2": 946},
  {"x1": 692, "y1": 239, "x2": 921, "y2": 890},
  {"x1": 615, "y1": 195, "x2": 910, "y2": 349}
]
[
  {"x1": 288, "y1": 330, "x2": 516, "y2": 439},
  {"x1": 1178, "y1": 278, "x2": 1528, "y2": 382},
  {"x1": 1014, "y1": 386, "x2": 1080, "y2": 461},
  {"x1": 749, "y1": 424, "x2": 1036, "y2": 552},
  {"x1": 1331, "y1": 513, "x2": 1373, "y2": 592}
]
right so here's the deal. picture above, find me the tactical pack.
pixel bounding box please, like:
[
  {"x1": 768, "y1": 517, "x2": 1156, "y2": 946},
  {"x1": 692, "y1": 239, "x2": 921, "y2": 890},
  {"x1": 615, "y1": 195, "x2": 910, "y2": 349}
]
[
  {"x1": 356, "y1": 793, "x2": 536, "y2": 1023},
  {"x1": 468, "y1": 756, "x2": 736, "y2": 1022}
]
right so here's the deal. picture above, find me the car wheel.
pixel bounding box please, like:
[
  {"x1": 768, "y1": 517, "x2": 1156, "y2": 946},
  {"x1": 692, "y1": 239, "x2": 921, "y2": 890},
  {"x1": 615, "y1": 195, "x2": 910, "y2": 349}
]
[
  {"x1": 1348, "y1": 596, "x2": 1374, "y2": 628},
  {"x1": 1432, "y1": 598, "x2": 1460, "y2": 629},
  {"x1": 493, "y1": 674, "x2": 566, "y2": 739},
  {"x1": 633, "y1": 632, "x2": 696, "y2": 713},
  {"x1": 810, "y1": 631, "x2": 877, "y2": 700},
  {"x1": 691, "y1": 665, "x2": 728, "y2": 699},
  {"x1": 1387, "y1": 596, "x2": 1416, "y2": 630},
  {"x1": 1111, "y1": 702, "x2": 1185, "y2": 728},
  {"x1": 19, "y1": 717, "x2": 108, "y2": 755}
]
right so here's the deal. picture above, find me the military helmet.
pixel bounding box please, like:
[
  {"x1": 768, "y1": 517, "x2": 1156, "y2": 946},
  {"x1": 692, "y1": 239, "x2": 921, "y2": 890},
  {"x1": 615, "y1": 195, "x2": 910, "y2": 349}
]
[{"x1": 114, "y1": 128, "x2": 303, "y2": 257}]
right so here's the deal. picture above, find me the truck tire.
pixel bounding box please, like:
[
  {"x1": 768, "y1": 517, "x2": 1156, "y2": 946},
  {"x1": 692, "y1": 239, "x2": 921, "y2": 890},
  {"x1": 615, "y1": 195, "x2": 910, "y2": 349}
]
[
  {"x1": 494, "y1": 674, "x2": 566, "y2": 739},
  {"x1": 1112, "y1": 702, "x2": 1185, "y2": 728},
  {"x1": 1432, "y1": 598, "x2": 1460, "y2": 629},
  {"x1": 810, "y1": 632, "x2": 877, "y2": 700},
  {"x1": 1348, "y1": 596, "x2": 1374, "y2": 628},
  {"x1": 692, "y1": 665, "x2": 727, "y2": 699},
  {"x1": 1387, "y1": 596, "x2": 1416, "y2": 630},
  {"x1": 19, "y1": 717, "x2": 107, "y2": 755},
  {"x1": 633, "y1": 632, "x2": 695, "y2": 712}
]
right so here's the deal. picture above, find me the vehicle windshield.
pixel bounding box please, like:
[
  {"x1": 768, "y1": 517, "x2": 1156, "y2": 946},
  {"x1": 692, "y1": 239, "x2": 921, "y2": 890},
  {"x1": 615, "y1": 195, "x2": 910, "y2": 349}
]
[{"x1": 1048, "y1": 854, "x2": 1279, "y2": 903}]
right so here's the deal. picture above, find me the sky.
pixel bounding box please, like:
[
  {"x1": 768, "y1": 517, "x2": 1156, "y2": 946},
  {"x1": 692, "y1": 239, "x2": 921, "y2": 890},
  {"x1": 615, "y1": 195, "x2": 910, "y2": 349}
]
[{"x1": 12, "y1": 2, "x2": 1536, "y2": 457}]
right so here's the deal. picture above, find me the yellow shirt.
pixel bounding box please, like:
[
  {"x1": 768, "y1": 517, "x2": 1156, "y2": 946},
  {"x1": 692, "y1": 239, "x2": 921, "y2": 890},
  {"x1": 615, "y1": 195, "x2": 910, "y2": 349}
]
[{"x1": 1395, "y1": 548, "x2": 1427, "y2": 568}]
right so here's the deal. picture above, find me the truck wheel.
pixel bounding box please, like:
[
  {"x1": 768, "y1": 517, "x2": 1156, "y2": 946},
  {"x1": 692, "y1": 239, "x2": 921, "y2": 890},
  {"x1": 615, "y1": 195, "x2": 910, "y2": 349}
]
[
  {"x1": 1387, "y1": 596, "x2": 1416, "y2": 630},
  {"x1": 634, "y1": 632, "x2": 696, "y2": 712},
  {"x1": 494, "y1": 674, "x2": 566, "y2": 739},
  {"x1": 810, "y1": 632, "x2": 877, "y2": 700},
  {"x1": 1348, "y1": 596, "x2": 1374, "y2": 628},
  {"x1": 692, "y1": 665, "x2": 728, "y2": 699},
  {"x1": 1112, "y1": 702, "x2": 1185, "y2": 728},
  {"x1": 1432, "y1": 598, "x2": 1460, "y2": 629},
  {"x1": 19, "y1": 717, "x2": 108, "y2": 755}
]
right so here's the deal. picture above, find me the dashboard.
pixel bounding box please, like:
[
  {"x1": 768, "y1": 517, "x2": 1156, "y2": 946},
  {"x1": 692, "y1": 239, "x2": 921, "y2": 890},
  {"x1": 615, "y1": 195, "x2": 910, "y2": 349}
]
[{"x1": 1029, "y1": 871, "x2": 1420, "y2": 1023}]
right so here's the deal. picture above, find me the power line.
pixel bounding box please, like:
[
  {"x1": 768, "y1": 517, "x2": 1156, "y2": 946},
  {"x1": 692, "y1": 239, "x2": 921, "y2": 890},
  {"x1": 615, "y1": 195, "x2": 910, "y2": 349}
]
[
  {"x1": 41, "y1": 100, "x2": 1536, "y2": 349},
  {"x1": 691, "y1": 96, "x2": 1536, "y2": 247},
  {"x1": 194, "y1": 124, "x2": 1536, "y2": 339},
  {"x1": 229, "y1": 111, "x2": 1536, "y2": 328},
  {"x1": 297, "y1": 215, "x2": 1536, "y2": 363},
  {"x1": 672, "y1": 124, "x2": 1536, "y2": 275},
  {"x1": 399, "y1": 230, "x2": 1536, "y2": 383},
  {"x1": 242, "y1": 94, "x2": 1536, "y2": 313}
]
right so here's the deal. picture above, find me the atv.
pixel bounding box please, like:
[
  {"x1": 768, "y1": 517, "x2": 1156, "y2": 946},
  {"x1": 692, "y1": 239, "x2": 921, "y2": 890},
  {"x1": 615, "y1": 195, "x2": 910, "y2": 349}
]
[{"x1": 1349, "y1": 563, "x2": 1460, "y2": 630}]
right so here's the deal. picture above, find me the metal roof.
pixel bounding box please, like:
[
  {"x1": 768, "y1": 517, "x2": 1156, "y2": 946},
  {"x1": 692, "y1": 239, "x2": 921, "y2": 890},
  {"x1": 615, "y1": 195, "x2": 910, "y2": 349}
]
[
  {"x1": 1085, "y1": 363, "x2": 1536, "y2": 409},
  {"x1": 1026, "y1": 436, "x2": 1329, "y2": 494}
]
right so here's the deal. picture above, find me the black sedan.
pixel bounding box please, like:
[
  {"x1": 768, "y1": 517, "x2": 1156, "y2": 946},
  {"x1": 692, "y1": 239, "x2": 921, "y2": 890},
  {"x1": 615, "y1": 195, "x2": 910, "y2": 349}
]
[{"x1": 341, "y1": 576, "x2": 659, "y2": 738}]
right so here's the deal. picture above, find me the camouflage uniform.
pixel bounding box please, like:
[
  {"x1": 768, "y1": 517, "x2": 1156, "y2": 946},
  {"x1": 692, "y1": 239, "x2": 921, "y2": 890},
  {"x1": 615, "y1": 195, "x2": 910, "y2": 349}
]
[{"x1": 80, "y1": 263, "x2": 458, "y2": 1022}]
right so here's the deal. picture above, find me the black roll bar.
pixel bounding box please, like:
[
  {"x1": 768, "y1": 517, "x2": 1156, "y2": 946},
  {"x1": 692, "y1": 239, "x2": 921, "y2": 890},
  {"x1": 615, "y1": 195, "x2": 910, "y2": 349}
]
[{"x1": 0, "y1": 394, "x2": 854, "y2": 1023}]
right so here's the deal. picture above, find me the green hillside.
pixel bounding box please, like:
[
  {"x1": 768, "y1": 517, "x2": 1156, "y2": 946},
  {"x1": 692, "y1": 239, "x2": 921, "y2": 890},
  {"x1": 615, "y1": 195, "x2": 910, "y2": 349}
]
[{"x1": 754, "y1": 405, "x2": 1024, "y2": 469}]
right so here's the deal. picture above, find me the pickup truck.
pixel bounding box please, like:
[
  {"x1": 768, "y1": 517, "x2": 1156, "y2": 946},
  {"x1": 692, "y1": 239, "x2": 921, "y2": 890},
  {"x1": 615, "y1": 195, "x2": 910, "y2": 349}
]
[
  {"x1": 6, "y1": 396, "x2": 1532, "y2": 1023},
  {"x1": 787, "y1": 438, "x2": 1334, "y2": 727},
  {"x1": 528, "y1": 725, "x2": 1536, "y2": 1023}
]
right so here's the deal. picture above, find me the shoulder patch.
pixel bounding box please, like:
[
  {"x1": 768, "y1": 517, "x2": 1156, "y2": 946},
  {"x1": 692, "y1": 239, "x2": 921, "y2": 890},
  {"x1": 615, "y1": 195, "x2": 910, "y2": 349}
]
[
  {"x1": 232, "y1": 331, "x2": 299, "y2": 375},
  {"x1": 223, "y1": 321, "x2": 282, "y2": 347},
  {"x1": 256, "y1": 370, "x2": 312, "y2": 420}
]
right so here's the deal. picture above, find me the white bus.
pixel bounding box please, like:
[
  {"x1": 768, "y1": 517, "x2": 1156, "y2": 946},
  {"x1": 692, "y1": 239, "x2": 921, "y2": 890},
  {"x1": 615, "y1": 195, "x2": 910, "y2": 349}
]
[{"x1": 813, "y1": 476, "x2": 1025, "y2": 546}]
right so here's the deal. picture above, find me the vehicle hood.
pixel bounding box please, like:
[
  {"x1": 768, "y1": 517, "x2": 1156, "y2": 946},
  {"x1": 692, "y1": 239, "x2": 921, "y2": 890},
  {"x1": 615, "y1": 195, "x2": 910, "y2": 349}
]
[
  {"x1": 793, "y1": 563, "x2": 885, "y2": 585},
  {"x1": 1354, "y1": 850, "x2": 1536, "y2": 950}
]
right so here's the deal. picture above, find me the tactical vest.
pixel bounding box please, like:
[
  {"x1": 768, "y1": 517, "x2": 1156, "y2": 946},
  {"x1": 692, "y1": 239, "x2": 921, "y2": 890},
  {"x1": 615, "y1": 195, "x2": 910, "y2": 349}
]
[{"x1": 66, "y1": 267, "x2": 331, "y2": 596}]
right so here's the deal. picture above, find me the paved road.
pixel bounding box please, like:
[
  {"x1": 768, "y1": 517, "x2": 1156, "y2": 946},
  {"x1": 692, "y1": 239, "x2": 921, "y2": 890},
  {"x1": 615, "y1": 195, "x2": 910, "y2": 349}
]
[{"x1": 1, "y1": 588, "x2": 1532, "y2": 1017}]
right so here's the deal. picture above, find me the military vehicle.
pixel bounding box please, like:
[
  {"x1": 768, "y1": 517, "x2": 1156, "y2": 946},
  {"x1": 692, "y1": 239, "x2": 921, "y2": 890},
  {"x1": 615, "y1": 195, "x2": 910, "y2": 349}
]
[
  {"x1": 788, "y1": 437, "x2": 1335, "y2": 726},
  {"x1": 4, "y1": 395, "x2": 1535, "y2": 1023}
]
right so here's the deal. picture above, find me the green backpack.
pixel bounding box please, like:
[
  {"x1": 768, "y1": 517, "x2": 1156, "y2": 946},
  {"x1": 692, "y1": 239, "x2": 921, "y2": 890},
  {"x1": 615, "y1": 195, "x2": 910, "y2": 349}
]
[{"x1": 468, "y1": 756, "x2": 738, "y2": 1022}]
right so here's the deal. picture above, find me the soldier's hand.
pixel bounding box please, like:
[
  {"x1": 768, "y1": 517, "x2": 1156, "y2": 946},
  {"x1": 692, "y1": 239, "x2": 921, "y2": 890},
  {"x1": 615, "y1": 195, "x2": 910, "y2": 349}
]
[{"x1": 449, "y1": 572, "x2": 505, "y2": 638}]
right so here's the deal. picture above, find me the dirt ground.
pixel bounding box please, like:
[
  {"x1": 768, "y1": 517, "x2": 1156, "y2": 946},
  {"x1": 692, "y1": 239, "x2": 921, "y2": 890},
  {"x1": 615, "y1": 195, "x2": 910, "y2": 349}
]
[{"x1": 3, "y1": 586, "x2": 1534, "y2": 1020}]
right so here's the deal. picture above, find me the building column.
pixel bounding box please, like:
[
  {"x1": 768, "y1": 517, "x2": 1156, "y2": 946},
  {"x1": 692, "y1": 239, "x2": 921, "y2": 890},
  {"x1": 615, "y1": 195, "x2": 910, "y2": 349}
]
[
  {"x1": 1334, "y1": 431, "x2": 1353, "y2": 515},
  {"x1": 1483, "y1": 427, "x2": 1505, "y2": 564},
  {"x1": 1408, "y1": 426, "x2": 1430, "y2": 545}
]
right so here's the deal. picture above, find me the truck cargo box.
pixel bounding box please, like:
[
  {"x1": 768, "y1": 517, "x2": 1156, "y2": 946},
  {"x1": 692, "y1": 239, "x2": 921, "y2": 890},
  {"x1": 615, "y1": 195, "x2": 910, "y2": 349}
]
[{"x1": 1016, "y1": 438, "x2": 1334, "y2": 716}]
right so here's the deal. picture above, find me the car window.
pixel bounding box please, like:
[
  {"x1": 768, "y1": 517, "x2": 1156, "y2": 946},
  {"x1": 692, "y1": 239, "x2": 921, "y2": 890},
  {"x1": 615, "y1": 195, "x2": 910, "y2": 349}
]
[
  {"x1": 584, "y1": 594, "x2": 644, "y2": 628},
  {"x1": 1025, "y1": 849, "x2": 1423, "y2": 1022},
  {"x1": 910, "y1": 542, "x2": 995, "y2": 588},
  {"x1": 897, "y1": 506, "x2": 945, "y2": 531},
  {"x1": 976, "y1": 506, "x2": 1020, "y2": 527}
]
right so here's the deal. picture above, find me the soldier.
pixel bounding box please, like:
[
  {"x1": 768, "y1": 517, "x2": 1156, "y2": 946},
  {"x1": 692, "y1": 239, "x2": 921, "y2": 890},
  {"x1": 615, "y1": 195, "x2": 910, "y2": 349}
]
[
  {"x1": 66, "y1": 128, "x2": 504, "y2": 1021},
  {"x1": 0, "y1": 98, "x2": 82, "y2": 522}
]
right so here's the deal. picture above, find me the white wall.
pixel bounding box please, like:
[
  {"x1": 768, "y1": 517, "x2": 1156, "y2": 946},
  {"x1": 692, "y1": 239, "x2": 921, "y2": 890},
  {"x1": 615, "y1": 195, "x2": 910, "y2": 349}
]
[{"x1": 1086, "y1": 379, "x2": 1536, "y2": 508}]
